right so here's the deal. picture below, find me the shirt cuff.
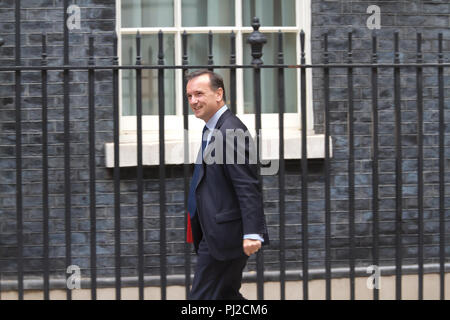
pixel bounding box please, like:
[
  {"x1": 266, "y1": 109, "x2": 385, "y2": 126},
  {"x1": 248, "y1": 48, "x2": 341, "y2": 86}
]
[{"x1": 243, "y1": 234, "x2": 264, "y2": 242}]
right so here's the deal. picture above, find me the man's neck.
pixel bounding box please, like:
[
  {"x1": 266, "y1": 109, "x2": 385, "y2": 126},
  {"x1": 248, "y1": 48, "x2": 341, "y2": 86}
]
[
  {"x1": 204, "y1": 103, "x2": 226, "y2": 123},
  {"x1": 205, "y1": 104, "x2": 227, "y2": 129}
]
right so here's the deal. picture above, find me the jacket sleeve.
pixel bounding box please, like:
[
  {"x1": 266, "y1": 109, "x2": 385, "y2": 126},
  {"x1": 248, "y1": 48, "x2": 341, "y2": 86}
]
[{"x1": 223, "y1": 127, "x2": 266, "y2": 236}]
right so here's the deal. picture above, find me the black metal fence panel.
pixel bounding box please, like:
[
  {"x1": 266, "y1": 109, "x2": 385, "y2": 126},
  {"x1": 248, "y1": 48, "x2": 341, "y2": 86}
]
[{"x1": 0, "y1": 4, "x2": 449, "y2": 301}]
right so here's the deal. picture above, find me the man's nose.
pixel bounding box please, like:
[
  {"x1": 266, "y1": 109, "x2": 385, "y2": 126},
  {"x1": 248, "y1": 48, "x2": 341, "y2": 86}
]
[{"x1": 189, "y1": 95, "x2": 197, "y2": 104}]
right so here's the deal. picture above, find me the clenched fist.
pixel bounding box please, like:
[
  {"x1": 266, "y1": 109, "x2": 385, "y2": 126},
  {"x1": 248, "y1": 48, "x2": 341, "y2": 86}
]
[{"x1": 243, "y1": 239, "x2": 262, "y2": 256}]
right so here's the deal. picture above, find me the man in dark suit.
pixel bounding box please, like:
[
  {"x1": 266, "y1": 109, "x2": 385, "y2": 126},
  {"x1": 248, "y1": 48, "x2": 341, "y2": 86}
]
[{"x1": 185, "y1": 70, "x2": 269, "y2": 300}]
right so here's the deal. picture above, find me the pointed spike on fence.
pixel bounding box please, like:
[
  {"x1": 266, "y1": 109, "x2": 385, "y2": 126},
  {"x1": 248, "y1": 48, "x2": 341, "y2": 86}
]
[
  {"x1": 348, "y1": 31, "x2": 352, "y2": 53},
  {"x1": 230, "y1": 30, "x2": 236, "y2": 62},
  {"x1": 88, "y1": 34, "x2": 95, "y2": 61},
  {"x1": 41, "y1": 33, "x2": 47, "y2": 54},
  {"x1": 300, "y1": 30, "x2": 305, "y2": 64},
  {"x1": 394, "y1": 31, "x2": 400, "y2": 64},
  {"x1": 182, "y1": 30, "x2": 187, "y2": 55},
  {"x1": 300, "y1": 29, "x2": 305, "y2": 53},
  {"x1": 0, "y1": 37, "x2": 4, "y2": 47},
  {"x1": 277, "y1": 30, "x2": 284, "y2": 65},
  {"x1": 394, "y1": 31, "x2": 399, "y2": 53},
  {"x1": 208, "y1": 30, "x2": 213, "y2": 52},
  {"x1": 417, "y1": 33, "x2": 422, "y2": 52},
  {"x1": 372, "y1": 31, "x2": 378, "y2": 62},
  {"x1": 136, "y1": 30, "x2": 141, "y2": 51},
  {"x1": 208, "y1": 30, "x2": 213, "y2": 67},
  {"x1": 158, "y1": 30, "x2": 164, "y2": 62},
  {"x1": 347, "y1": 31, "x2": 353, "y2": 63},
  {"x1": 113, "y1": 30, "x2": 118, "y2": 45},
  {"x1": 323, "y1": 32, "x2": 329, "y2": 63},
  {"x1": 88, "y1": 35, "x2": 95, "y2": 68},
  {"x1": 372, "y1": 30, "x2": 377, "y2": 51},
  {"x1": 278, "y1": 30, "x2": 283, "y2": 53},
  {"x1": 438, "y1": 33, "x2": 443, "y2": 54},
  {"x1": 208, "y1": 30, "x2": 213, "y2": 43},
  {"x1": 41, "y1": 33, "x2": 48, "y2": 66},
  {"x1": 113, "y1": 31, "x2": 118, "y2": 63},
  {"x1": 136, "y1": 31, "x2": 142, "y2": 64}
]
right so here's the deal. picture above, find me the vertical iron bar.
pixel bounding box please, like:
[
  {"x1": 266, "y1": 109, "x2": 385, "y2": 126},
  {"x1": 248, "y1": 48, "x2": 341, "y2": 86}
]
[
  {"x1": 254, "y1": 57, "x2": 264, "y2": 302},
  {"x1": 416, "y1": 32, "x2": 424, "y2": 301},
  {"x1": 300, "y1": 30, "x2": 309, "y2": 300},
  {"x1": 347, "y1": 31, "x2": 355, "y2": 301},
  {"x1": 63, "y1": 0, "x2": 72, "y2": 300},
  {"x1": 371, "y1": 31, "x2": 380, "y2": 301},
  {"x1": 394, "y1": 31, "x2": 402, "y2": 300},
  {"x1": 247, "y1": 18, "x2": 265, "y2": 300},
  {"x1": 112, "y1": 31, "x2": 121, "y2": 300},
  {"x1": 158, "y1": 30, "x2": 167, "y2": 300},
  {"x1": 15, "y1": 0, "x2": 24, "y2": 301},
  {"x1": 88, "y1": 35, "x2": 97, "y2": 300},
  {"x1": 208, "y1": 31, "x2": 213, "y2": 71},
  {"x1": 135, "y1": 31, "x2": 145, "y2": 300},
  {"x1": 277, "y1": 31, "x2": 286, "y2": 301},
  {"x1": 230, "y1": 31, "x2": 236, "y2": 114},
  {"x1": 182, "y1": 31, "x2": 191, "y2": 299},
  {"x1": 438, "y1": 33, "x2": 445, "y2": 301},
  {"x1": 323, "y1": 32, "x2": 331, "y2": 301},
  {"x1": 41, "y1": 33, "x2": 50, "y2": 301}
]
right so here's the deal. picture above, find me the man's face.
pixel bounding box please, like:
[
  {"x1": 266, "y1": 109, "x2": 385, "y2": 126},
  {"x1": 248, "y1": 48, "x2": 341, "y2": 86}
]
[{"x1": 186, "y1": 74, "x2": 223, "y2": 122}]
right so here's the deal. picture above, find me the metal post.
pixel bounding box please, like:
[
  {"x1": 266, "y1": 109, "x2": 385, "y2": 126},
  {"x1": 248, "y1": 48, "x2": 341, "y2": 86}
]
[
  {"x1": 135, "y1": 31, "x2": 145, "y2": 300},
  {"x1": 438, "y1": 32, "x2": 445, "y2": 301},
  {"x1": 371, "y1": 31, "x2": 380, "y2": 301},
  {"x1": 347, "y1": 31, "x2": 355, "y2": 301},
  {"x1": 182, "y1": 30, "x2": 192, "y2": 299},
  {"x1": 112, "y1": 30, "x2": 122, "y2": 300},
  {"x1": 393, "y1": 31, "x2": 402, "y2": 301},
  {"x1": 300, "y1": 30, "x2": 309, "y2": 300},
  {"x1": 416, "y1": 32, "x2": 424, "y2": 301},
  {"x1": 15, "y1": 0, "x2": 24, "y2": 301},
  {"x1": 158, "y1": 30, "x2": 167, "y2": 300},
  {"x1": 88, "y1": 34, "x2": 97, "y2": 300},
  {"x1": 247, "y1": 17, "x2": 266, "y2": 301},
  {"x1": 277, "y1": 30, "x2": 286, "y2": 301},
  {"x1": 323, "y1": 32, "x2": 331, "y2": 301},
  {"x1": 41, "y1": 33, "x2": 50, "y2": 301},
  {"x1": 63, "y1": 0, "x2": 72, "y2": 300}
]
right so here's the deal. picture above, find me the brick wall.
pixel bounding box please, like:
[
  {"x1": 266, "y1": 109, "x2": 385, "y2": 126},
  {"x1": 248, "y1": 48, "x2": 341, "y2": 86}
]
[
  {"x1": 0, "y1": 0, "x2": 449, "y2": 287},
  {"x1": 310, "y1": 0, "x2": 450, "y2": 273}
]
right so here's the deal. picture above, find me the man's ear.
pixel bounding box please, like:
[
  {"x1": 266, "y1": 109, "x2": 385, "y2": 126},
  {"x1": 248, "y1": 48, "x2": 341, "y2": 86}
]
[{"x1": 216, "y1": 88, "x2": 224, "y2": 102}]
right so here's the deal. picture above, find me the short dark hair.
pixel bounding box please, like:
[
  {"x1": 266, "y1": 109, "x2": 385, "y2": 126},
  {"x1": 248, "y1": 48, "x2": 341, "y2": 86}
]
[{"x1": 185, "y1": 69, "x2": 227, "y2": 102}]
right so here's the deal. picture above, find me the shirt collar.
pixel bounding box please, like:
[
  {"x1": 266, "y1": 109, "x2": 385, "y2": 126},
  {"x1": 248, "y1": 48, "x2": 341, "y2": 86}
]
[{"x1": 205, "y1": 105, "x2": 228, "y2": 130}]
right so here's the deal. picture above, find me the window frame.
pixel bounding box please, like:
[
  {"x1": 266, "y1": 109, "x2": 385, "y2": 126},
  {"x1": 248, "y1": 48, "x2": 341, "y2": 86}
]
[{"x1": 107, "y1": 0, "x2": 325, "y2": 166}]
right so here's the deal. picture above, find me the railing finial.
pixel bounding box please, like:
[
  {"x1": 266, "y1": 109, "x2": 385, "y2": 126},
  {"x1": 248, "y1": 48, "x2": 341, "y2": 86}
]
[
  {"x1": 247, "y1": 17, "x2": 266, "y2": 65},
  {"x1": 0, "y1": 37, "x2": 4, "y2": 47}
]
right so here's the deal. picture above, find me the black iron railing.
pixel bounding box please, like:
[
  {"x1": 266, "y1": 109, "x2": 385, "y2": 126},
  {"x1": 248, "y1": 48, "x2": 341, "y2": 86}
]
[{"x1": 0, "y1": 1, "x2": 449, "y2": 302}]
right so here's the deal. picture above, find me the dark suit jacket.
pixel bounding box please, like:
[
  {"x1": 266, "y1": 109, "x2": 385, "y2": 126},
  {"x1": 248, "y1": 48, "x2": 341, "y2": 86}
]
[{"x1": 189, "y1": 109, "x2": 269, "y2": 261}]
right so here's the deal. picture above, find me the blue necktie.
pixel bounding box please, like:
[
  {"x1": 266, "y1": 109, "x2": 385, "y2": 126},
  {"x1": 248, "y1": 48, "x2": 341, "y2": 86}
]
[{"x1": 187, "y1": 126, "x2": 209, "y2": 219}]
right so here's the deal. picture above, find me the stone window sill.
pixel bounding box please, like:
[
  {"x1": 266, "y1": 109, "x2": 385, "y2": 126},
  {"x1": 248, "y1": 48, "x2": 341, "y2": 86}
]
[{"x1": 104, "y1": 129, "x2": 332, "y2": 167}]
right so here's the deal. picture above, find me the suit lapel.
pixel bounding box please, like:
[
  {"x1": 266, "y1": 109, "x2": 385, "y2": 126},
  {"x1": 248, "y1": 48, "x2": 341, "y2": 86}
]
[{"x1": 194, "y1": 109, "x2": 233, "y2": 191}]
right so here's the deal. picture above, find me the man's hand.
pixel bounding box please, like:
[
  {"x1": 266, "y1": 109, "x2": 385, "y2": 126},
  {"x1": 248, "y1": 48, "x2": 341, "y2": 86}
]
[{"x1": 243, "y1": 239, "x2": 262, "y2": 256}]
